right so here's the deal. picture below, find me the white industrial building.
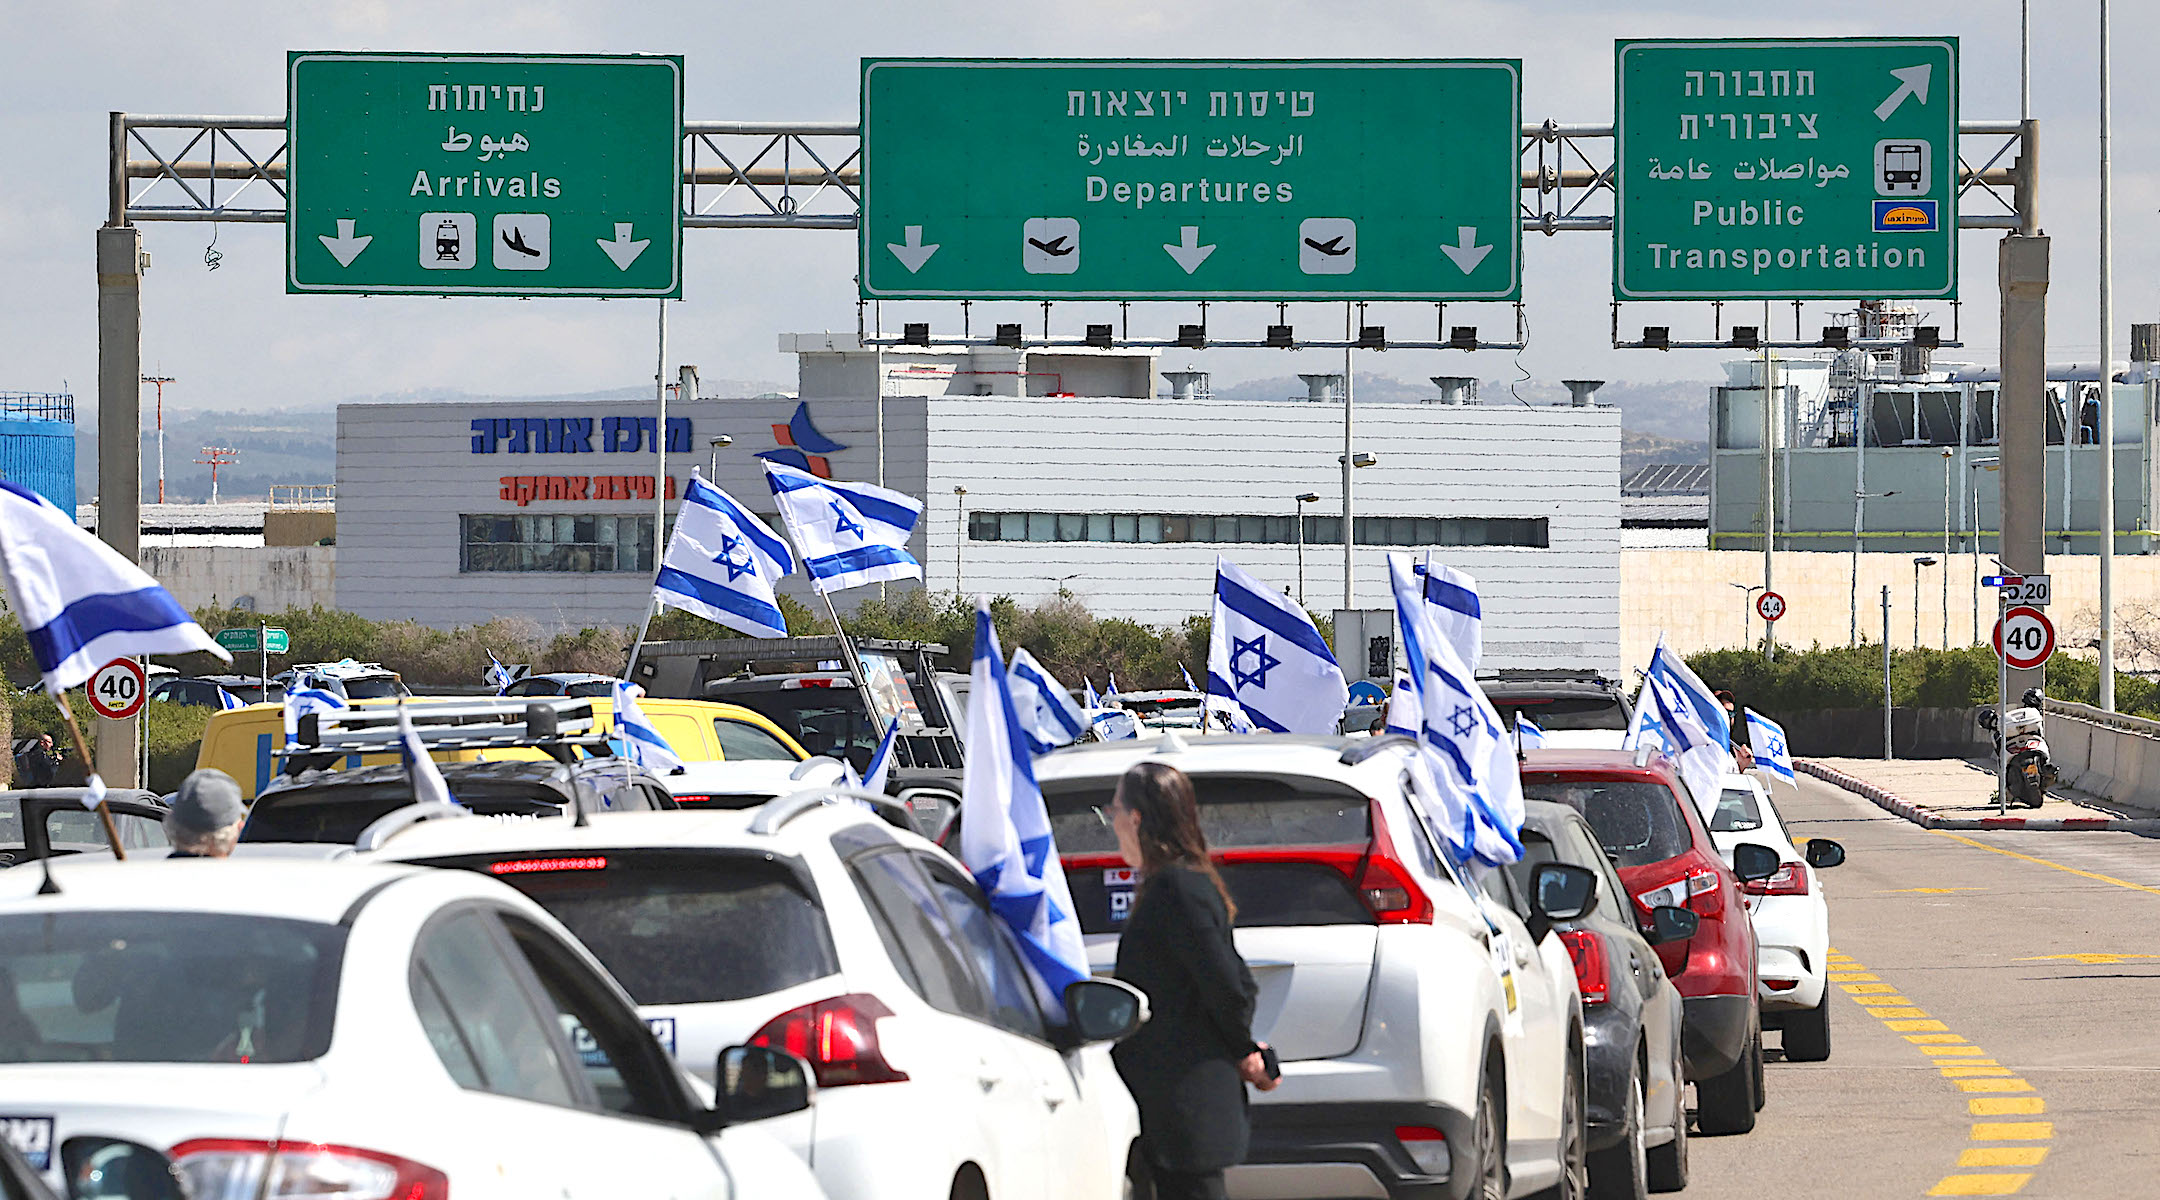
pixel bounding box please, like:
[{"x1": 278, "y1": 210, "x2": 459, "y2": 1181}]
[{"x1": 336, "y1": 335, "x2": 1623, "y2": 672}]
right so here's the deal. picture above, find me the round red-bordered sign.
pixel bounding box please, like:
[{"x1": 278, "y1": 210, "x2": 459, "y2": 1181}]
[
  {"x1": 87, "y1": 658, "x2": 147, "y2": 720},
  {"x1": 1993, "y1": 605, "x2": 2056, "y2": 670},
  {"x1": 1756, "y1": 590, "x2": 1786, "y2": 622}
]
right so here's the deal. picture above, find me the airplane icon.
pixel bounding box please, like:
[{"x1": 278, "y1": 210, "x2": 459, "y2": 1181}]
[
  {"x1": 1022, "y1": 217, "x2": 1080, "y2": 274},
  {"x1": 501, "y1": 227, "x2": 542, "y2": 257},
  {"x1": 1298, "y1": 218, "x2": 1356, "y2": 274},
  {"x1": 1028, "y1": 235, "x2": 1075, "y2": 257},
  {"x1": 1303, "y1": 236, "x2": 1350, "y2": 256}
]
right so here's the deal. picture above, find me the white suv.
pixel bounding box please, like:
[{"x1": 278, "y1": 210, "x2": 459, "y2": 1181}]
[
  {"x1": 366, "y1": 794, "x2": 1147, "y2": 1200},
  {"x1": 1033, "y1": 735, "x2": 1591, "y2": 1200},
  {"x1": 0, "y1": 859, "x2": 822, "y2": 1199}
]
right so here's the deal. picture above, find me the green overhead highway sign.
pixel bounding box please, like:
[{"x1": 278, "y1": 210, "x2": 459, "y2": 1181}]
[
  {"x1": 1615, "y1": 38, "x2": 1958, "y2": 301},
  {"x1": 287, "y1": 52, "x2": 682, "y2": 297},
  {"x1": 860, "y1": 59, "x2": 1521, "y2": 301},
  {"x1": 215, "y1": 627, "x2": 288, "y2": 655}
]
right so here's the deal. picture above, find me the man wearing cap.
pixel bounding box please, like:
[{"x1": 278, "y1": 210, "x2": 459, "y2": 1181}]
[{"x1": 165, "y1": 769, "x2": 246, "y2": 858}]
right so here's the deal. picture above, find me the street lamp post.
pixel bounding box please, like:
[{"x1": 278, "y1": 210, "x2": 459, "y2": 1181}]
[
  {"x1": 1968, "y1": 457, "x2": 2000, "y2": 645},
  {"x1": 1941, "y1": 448, "x2": 1954, "y2": 649},
  {"x1": 1335, "y1": 454, "x2": 1377, "y2": 610},
  {"x1": 1732, "y1": 582, "x2": 1766, "y2": 649},
  {"x1": 1295, "y1": 492, "x2": 1320, "y2": 606},
  {"x1": 1912, "y1": 556, "x2": 1939, "y2": 647},
  {"x1": 706, "y1": 434, "x2": 731, "y2": 477},
  {"x1": 1851, "y1": 489, "x2": 1899, "y2": 644},
  {"x1": 954, "y1": 485, "x2": 968, "y2": 593}
]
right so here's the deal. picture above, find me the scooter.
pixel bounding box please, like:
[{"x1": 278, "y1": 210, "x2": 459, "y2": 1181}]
[{"x1": 1977, "y1": 688, "x2": 2057, "y2": 808}]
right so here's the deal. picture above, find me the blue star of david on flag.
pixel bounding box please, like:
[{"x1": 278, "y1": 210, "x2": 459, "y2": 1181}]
[
  {"x1": 1230, "y1": 634, "x2": 1280, "y2": 690},
  {"x1": 652, "y1": 474, "x2": 795, "y2": 640},
  {"x1": 830, "y1": 500, "x2": 866, "y2": 540},
  {"x1": 1744, "y1": 707, "x2": 1798, "y2": 788},
  {"x1": 1449, "y1": 705, "x2": 1476, "y2": 738},
  {"x1": 714, "y1": 533, "x2": 758, "y2": 582}
]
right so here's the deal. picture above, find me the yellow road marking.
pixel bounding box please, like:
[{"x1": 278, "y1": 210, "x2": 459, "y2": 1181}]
[
  {"x1": 1970, "y1": 1122, "x2": 2052, "y2": 1140},
  {"x1": 2015, "y1": 953, "x2": 2160, "y2": 965},
  {"x1": 1935, "y1": 831, "x2": 2160, "y2": 896},
  {"x1": 1970, "y1": 1097, "x2": 2045, "y2": 1115},
  {"x1": 1957, "y1": 1079, "x2": 2035, "y2": 1093},
  {"x1": 1854, "y1": 995, "x2": 1916, "y2": 1006},
  {"x1": 1830, "y1": 972, "x2": 1879, "y2": 981},
  {"x1": 1922, "y1": 1046, "x2": 1991, "y2": 1057},
  {"x1": 1891, "y1": 887, "x2": 1987, "y2": 893},
  {"x1": 1887, "y1": 1018, "x2": 1950, "y2": 1031},
  {"x1": 1942, "y1": 1066, "x2": 2013, "y2": 1077},
  {"x1": 1844, "y1": 982, "x2": 1899, "y2": 993},
  {"x1": 1873, "y1": 1006, "x2": 1934, "y2": 1019},
  {"x1": 1927, "y1": 1173, "x2": 2032, "y2": 1195},
  {"x1": 1907, "y1": 1033, "x2": 1968, "y2": 1044},
  {"x1": 1960, "y1": 1148, "x2": 2048, "y2": 1168}
]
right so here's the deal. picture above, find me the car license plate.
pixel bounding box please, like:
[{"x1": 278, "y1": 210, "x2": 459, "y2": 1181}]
[
  {"x1": 0, "y1": 1116, "x2": 53, "y2": 1171},
  {"x1": 646, "y1": 1016, "x2": 678, "y2": 1057}
]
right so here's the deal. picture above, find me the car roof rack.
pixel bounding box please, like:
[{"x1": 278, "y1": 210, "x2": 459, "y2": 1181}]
[
  {"x1": 279, "y1": 697, "x2": 612, "y2": 760},
  {"x1": 749, "y1": 785, "x2": 918, "y2": 836}
]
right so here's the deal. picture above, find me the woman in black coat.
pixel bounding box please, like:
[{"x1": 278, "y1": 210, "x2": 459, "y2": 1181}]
[{"x1": 1107, "y1": 761, "x2": 1277, "y2": 1200}]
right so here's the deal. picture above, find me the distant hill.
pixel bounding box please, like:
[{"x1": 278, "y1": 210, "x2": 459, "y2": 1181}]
[
  {"x1": 1623, "y1": 430, "x2": 1709, "y2": 474},
  {"x1": 1207, "y1": 372, "x2": 1715, "y2": 441}
]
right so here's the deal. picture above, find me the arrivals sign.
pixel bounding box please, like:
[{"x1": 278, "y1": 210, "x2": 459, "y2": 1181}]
[
  {"x1": 287, "y1": 52, "x2": 683, "y2": 297},
  {"x1": 1614, "y1": 38, "x2": 1958, "y2": 300},
  {"x1": 860, "y1": 59, "x2": 1521, "y2": 301}
]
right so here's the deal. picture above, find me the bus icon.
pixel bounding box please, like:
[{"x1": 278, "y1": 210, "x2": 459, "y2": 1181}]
[{"x1": 1875, "y1": 141, "x2": 1930, "y2": 196}]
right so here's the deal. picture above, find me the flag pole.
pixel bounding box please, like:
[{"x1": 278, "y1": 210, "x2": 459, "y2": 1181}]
[
  {"x1": 760, "y1": 506, "x2": 891, "y2": 745},
  {"x1": 48, "y1": 693, "x2": 125, "y2": 860}
]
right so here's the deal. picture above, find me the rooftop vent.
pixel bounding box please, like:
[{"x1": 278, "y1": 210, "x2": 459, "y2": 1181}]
[
  {"x1": 1299, "y1": 373, "x2": 1345, "y2": 403},
  {"x1": 1162, "y1": 370, "x2": 1211, "y2": 401},
  {"x1": 1429, "y1": 376, "x2": 1479, "y2": 405},
  {"x1": 1562, "y1": 380, "x2": 1605, "y2": 407}
]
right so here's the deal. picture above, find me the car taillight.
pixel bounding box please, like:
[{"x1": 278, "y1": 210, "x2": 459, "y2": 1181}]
[
  {"x1": 488, "y1": 855, "x2": 607, "y2": 874},
  {"x1": 1393, "y1": 1125, "x2": 1450, "y2": 1176},
  {"x1": 1741, "y1": 863, "x2": 1809, "y2": 896},
  {"x1": 1559, "y1": 930, "x2": 1609, "y2": 1005},
  {"x1": 1358, "y1": 807, "x2": 1434, "y2": 923},
  {"x1": 167, "y1": 1139, "x2": 448, "y2": 1200},
  {"x1": 750, "y1": 992, "x2": 910, "y2": 1087},
  {"x1": 1638, "y1": 866, "x2": 1721, "y2": 916}
]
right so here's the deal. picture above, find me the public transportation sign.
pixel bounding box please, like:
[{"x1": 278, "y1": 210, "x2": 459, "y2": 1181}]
[{"x1": 1615, "y1": 38, "x2": 1958, "y2": 300}]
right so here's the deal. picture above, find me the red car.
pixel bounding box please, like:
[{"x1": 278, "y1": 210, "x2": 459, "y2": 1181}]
[{"x1": 1519, "y1": 749, "x2": 1781, "y2": 1135}]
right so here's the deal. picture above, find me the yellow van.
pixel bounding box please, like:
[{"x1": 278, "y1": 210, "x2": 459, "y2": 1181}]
[{"x1": 196, "y1": 695, "x2": 807, "y2": 799}]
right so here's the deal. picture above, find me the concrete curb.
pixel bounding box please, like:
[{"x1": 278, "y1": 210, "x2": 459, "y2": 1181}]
[{"x1": 1794, "y1": 759, "x2": 2160, "y2": 833}]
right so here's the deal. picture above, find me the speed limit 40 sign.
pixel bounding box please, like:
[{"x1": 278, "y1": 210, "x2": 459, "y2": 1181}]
[
  {"x1": 87, "y1": 659, "x2": 147, "y2": 720},
  {"x1": 1993, "y1": 605, "x2": 2056, "y2": 670}
]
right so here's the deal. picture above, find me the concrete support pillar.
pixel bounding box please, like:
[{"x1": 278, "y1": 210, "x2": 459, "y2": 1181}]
[
  {"x1": 95, "y1": 222, "x2": 143, "y2": 788},
  {"x1": 1998, "y1": 235, "x2": 2050, "y2": 698}
]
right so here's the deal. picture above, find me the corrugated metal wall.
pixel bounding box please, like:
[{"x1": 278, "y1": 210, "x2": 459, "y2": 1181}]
[{"x1": 0, "y1": 418, "x2": 76, "y2": 510}]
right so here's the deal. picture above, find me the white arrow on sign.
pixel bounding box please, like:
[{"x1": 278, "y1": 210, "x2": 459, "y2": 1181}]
[
  {"x1": 1439, "y1": 226, "x2": 1492, "y2": 274},
  {"x1": 597, "y1": 223, "x2": 650, "y2": 271},
  {"x1": 1163, "y1": 226, "x2": 1217, "y2": 274},
  {"x1": 1873, "y1": 64, "x2": 1933, "y2": 121},
  {"x1": 887, "y1": 225, "x2": 939, "y2": 273},
  {"x1": 318, "y1": 218, "x2": 372, "y2": 267}
]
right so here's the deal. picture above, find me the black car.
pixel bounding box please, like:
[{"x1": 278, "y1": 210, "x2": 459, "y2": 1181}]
[
  {"x1": 1511, "y1": 799, "x2": 1694, "y2": 1198},
  {"x1": 1481, "y1": 670, "x2": 1634, "y2": 740},
  {"x1": 241, "y1": 758, "x2": 678, "y2": 846},
  {"x1": 0, "y1": 788, "x2": 169, "y2": 864},
  {"x1": 148, "y1": 675, "x2": 286, "y2": 707}
]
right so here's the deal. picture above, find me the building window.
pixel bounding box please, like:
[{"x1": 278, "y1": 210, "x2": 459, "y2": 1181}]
[
  {"x1": 461, "y1": 514, "x2": 657, "y2": 573},
  {"x1": 963, "y1": 512, "x2": 1548, "y2": 549}
]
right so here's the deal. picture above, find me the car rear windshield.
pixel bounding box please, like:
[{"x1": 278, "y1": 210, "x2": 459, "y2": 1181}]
[
  {"x1": 1043, "y1": 773, "x2": 1371, "y2": 855},
  {"x1": 0, "y1": 912, "x2": 343, "y2": 1064},
  {"x1": 1064, "y1": 860, "x2": 1374, "y2": 935},
  {"x1": 1520, "y1": 778, "x2": 1694, "y2": 867},
  {"x1": 442, "y1": 851, "x2": 840, "y2": 1006},
  {"x1": 339, "y1": 678, "x2": 404, "y2": 700},
  {"x1": 1710, "y1": 787, "x2": 1765, "y2": 832},
  {"x1": 241, "y1": 783, "x2": 563, "y2": 844},
  {"x1": 1487, "y1": 695, "x2": 1629, "y2": 731},
  {"x1": 715, "y1": 689, "x2": 878, "y2": 771}
]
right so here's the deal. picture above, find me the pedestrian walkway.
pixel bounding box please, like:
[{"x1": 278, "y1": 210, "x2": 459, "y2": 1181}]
[{"x1": 1800, "y1": 756, "x2": 2160, "y2": 832}]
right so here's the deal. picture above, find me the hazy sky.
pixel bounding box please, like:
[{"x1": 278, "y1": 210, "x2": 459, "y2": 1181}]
[{"x1": 1, "y1": 1, "x2": 2147, "y2": 411}]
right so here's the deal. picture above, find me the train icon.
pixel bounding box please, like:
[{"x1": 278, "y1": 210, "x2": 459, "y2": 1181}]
[
  {"x1": 435, "y1": 219, "x2": 462, "y2": 260},
  {"x1": 418, "y1": 213, "x2": 476, "y2": 270}
]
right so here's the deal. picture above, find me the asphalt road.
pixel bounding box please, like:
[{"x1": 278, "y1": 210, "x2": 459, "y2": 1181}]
[{"x1": 1682, "y1": 771, "x2": 2160, "y2": 1198}]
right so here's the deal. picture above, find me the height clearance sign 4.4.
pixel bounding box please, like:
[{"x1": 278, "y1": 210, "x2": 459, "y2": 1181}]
[
  {"x1": 287, "y1": 53, "x2": 682, "y2": 297},
  {"x1": 861, "y1": 60, "x2": 1521, "y2": 300},
  {"x1": 1616, "y1": 38, "x2": 1957, "y2": 300}
]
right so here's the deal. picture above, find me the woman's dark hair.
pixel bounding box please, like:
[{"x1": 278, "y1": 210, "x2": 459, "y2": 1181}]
[{"x1": 1116, "y1": 761, "x2": 1235, "y2": 919}]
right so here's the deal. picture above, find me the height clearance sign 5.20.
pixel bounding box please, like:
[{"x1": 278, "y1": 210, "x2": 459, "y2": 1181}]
[
  {"x1": 860, "y1": 60, "x2": 1521, "y2": 301},
  {"x1": 287, "y1": 52, "x2": 682, "y2": 298},
  {"x1": 1615, "y1": 38, "x2": 1957, "y2": 300}
]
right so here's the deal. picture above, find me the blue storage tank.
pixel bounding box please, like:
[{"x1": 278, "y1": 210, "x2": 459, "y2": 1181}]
[{"x1": 0, "y1": 394, "x2": 77, "y2": 510}]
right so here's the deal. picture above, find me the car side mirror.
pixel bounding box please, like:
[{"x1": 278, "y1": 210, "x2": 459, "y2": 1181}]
[
  {"x1": 1732, "y1": 841, "x2": 1782, "y2": 883},
  {"x1": 1525, "y1": 862, "x2": 1599, "y2": 942},
  {"x1": 712, "y1": 1045, "x2": 814, "y2": 1125},
  {"x1": 1803, "y1": 838, "x2": 1846, "y2": 870},
  {"x1": 1064, "y1": 978, "x2": 1149, "y2": 1043},
  {"x1": 1645, "y1": 904, "x2": 1699, "y2": 945},
  {"x1": 61, "y1": 1137, "x2": 187, "y2": 1200}
]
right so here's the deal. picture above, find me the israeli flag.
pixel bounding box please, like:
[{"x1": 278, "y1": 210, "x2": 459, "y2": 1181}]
[
  {"x1": 1516, "y1": 714, "x2": 1546, "y2": 751},
  {"x1": 0, "y1": 482, "x2": 227, "y2": 694},
  {"x1": 1105, "y1": 672, "x2": 1123, "y2": 706},
  {"x1": 1008, "y1": 648, "x2": 1088, "y2": 755},
  {"x1": 763, "y1": 460, "x2": 923, "y2": 594},
  {"x1": 396, "y1": 704, "x2": 457, "y2": 809},
  {"x1": 1627, "y1": 672, "x2": 1729, "y2": 811},
  {"x1": 1644, "y1": 641, "x2": 1731, "y2": 752},
  {"x1": 956, "y1": 598, "x2": 1090, "y2": 1019},
  {"x1": 612, "y1": 681, "x2": 685, "y2": 774},
  {"x1": 655, "y1": 474, "x2": 796, "y2": 639},
  {"x1": 283, "y1": 685, "x2": 347, "y2": 747},
  {"x1": 1081, "y1": 678, "x2": 1102, "y2": 709},
  {"x1": 858, "y1": 718, "x2": 900, "y2": 794},
  {"x1": 1178, "y1": 663, "x2": 1199, "y2": 694},
  {"x1": 1415, "y1": 560, "x2": 1484, "y2": 671},
  {"x1": 1207, "y1": 557, "x2": 1349, "y2": 734},
  {"x1": 214, "y1": 687, "x2": 244, "y2": 711},
  {"x1": 1388, "y1": 553, "x2": 1523, "y2": 870},
  {"x1": 1745, "y1": 708, "x2": 1797, "y2": 788},
  {"x1": 1385, "y1": 671, "x2": 1419, "y2": 737},
  {"x1": 484, "y1": 653, "x2": 513, "y2": 694}
]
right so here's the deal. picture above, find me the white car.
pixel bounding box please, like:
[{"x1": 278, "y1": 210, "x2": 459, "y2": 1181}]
[
  {"x1": 0, "y1": 858, "x2": 824, "y2": 1199},
  {"x1": 1033, "y1": 734, "x2": 1594, "y2": 1200},
  {"x1": 1703, "y1": 773, "x2": 1847, "y2": 1062},
  {"x1": 659, "y1": 756, "x2": 850, "y2": 807},
  {"x1": 366, "y1": 795, "x2": 1147, "y2": 1200}
]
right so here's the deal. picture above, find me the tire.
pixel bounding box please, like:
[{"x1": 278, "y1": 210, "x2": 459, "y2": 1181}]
[
  {"x1": 948, "y1": 1165, "x2": 989, "y2": 1200},
  {"x1": 1693, "y1": 1028, "x2": 1759, "y2": 1135},
  {"x1": 1587, "y1": 1060, "x2": 1648, "y2": 1200},
  {"x1": 1534, "y1": 1042, "x2": 1588, "y2": 1200},
  {"x1": 1751, "y1": 1026, "x2": 1766, "y2": 1111},
  {"x1": 1476, "y1": 1067, "x2": 1508, "y2": 1200},
  {"x1": 1783, "y1": 997, "x2": 1833, "y2": 1062},
  {"x1": 1121, "y1": 1144, "x2": 1153, "y2": 1200}
]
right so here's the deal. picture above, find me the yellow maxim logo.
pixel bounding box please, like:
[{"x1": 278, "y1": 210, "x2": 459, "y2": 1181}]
[{"x1": 1881, "y1": 206, "x2": 1932, "y2": 226}]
